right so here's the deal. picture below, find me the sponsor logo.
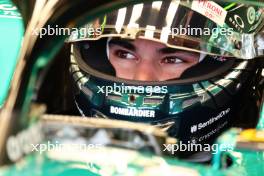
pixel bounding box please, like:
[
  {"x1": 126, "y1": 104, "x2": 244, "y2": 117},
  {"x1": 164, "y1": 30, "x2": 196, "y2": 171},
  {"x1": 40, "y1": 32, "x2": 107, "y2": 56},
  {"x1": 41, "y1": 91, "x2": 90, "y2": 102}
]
[
  {"x1": 191, "y1": 125, "x2": 198, "y2": 133},
  {"x1": 247, "y1": 7, "x2": 256, "y2": 25},
  {"x1": 192, "y1": 0, "x2": 227, "y2": 26},
  {"x1": 190, "y1": 108, "x2": 230, "y2": 133},
  {"x1": 198, "y1": 121, "x2": 228, "y2": 142},
  {"x1": 110, "y1": 106, "x2": 155, "y2": 118}
]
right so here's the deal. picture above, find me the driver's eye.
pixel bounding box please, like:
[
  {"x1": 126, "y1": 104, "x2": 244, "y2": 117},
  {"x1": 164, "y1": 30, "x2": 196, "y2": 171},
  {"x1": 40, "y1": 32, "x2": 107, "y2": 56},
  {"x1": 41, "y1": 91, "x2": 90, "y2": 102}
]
[
  {"x1": 161, "y1": 57, "x2": 184, "y2": 64},
  {"x1": 115, "y1": 50, "x2": 136, "y2": 60}
]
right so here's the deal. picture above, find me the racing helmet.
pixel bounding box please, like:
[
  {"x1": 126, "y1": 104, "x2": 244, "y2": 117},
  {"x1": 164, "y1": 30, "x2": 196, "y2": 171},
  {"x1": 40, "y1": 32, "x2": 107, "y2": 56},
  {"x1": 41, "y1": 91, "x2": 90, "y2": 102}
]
[{"x1": 68, "y1": 0, "x2": 264, "y2": 156}]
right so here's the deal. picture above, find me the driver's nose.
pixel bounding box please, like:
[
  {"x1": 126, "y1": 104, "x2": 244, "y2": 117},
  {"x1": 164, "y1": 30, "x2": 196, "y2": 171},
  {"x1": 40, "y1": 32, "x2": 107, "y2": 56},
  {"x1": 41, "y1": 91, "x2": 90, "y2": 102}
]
[{"x1": 133, "y1": 61, "x2": 159, "y2": 81}]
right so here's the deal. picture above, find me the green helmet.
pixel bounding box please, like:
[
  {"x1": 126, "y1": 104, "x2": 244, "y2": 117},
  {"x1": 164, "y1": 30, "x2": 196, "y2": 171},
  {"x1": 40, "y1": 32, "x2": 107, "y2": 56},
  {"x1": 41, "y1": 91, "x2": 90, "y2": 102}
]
[{"x1": 68, "y1": 0, "x2": 264, "y2": 159}]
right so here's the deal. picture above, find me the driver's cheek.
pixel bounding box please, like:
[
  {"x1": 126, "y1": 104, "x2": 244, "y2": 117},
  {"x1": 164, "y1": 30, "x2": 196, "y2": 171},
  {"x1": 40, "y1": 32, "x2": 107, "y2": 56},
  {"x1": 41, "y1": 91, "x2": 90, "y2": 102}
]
[
  {"x1": 161, "y1": 67, "x2": 185, "y2": 80},
  {"x1": 110, "y1": 58, "x2": 137, "y2": 80},
  {"x1": 160, "y1": 63, "x2": 196, "y2": 80}
]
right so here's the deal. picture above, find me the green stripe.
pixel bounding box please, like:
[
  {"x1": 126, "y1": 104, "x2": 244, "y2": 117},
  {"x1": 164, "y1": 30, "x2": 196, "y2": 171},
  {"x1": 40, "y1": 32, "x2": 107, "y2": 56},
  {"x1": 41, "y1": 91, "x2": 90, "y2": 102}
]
[
  {"x1": 224, "y1": 3, "x2": 236, "y2": 10},
  {"x1": 101, "y1": 15, "x2": 107, "y2": 33}
]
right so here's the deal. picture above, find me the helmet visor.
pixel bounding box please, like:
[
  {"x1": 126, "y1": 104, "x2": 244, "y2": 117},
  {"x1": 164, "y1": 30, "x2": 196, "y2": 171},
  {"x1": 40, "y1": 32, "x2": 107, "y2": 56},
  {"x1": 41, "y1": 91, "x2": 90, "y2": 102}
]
[
  {"x1": 72, "y1": 38, "x2": 233, "y2": 82},
  {"x1": 68, "y1": 0, "x2": 264, "y2": 59}
]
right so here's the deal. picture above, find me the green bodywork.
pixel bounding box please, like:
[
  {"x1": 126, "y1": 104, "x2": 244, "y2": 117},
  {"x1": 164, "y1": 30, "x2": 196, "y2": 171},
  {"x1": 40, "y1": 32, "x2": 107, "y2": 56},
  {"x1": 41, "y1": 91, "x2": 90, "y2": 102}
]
[
  {"x1": 1, "y1": 120, "x2": 263, "y2": 176},
  {"x1": 212, "y1": 116, "x2": 264, "y2": 176},
  {"x1": 0, "y1": 127, "x2": 264, "y2": 176},
  {"x1": 0, "y1": 0, "x2": 24, "y2": 107},
  {"x1": 0, "y1": 147, "x2": 234, "y2": 176}
]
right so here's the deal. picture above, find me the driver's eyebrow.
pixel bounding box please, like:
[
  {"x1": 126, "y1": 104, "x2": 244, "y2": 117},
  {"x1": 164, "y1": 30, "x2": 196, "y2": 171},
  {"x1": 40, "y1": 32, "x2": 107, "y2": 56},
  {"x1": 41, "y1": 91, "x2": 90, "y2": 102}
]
[
  {"x1": 109, "y1": 39, "x2": 136, "y2": 51},
  {"x1": 158, "y1": 47, "x2": 181, "y2": 54}
]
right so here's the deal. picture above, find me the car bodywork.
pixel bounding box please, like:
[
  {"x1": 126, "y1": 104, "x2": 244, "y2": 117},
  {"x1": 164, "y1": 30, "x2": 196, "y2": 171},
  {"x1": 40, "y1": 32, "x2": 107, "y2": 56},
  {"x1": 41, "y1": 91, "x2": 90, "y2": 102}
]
[
  {"x1": 0, "y1": 0, "x2": 264, "y2": 175},
  {"x1": 0, "y1": 0, "x2": 24, "y2": 107}
]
